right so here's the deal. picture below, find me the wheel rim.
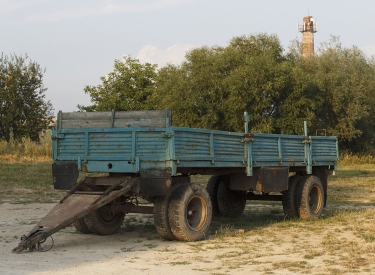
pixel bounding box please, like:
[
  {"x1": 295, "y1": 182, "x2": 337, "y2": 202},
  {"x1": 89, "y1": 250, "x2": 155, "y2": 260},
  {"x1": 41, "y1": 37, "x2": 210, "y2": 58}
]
[
  {"x1": 186, "y1": 195, "x2": 208, "y2": 232},
  {"x1": 308, "y1": 185, "x2": 323, "y2": 214},
  {"x1": 98, "y1": 205, "x2": 119, "y2": 224}
]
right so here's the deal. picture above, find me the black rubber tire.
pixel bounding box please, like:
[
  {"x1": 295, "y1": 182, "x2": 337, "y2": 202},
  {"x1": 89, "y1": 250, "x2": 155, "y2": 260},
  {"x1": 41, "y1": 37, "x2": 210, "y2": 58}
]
[
  {"x1": 206, "y1": 175, "x2": 221, "y2": 217},
  {"x1": 84, "y1": 205, "x2": 125, "y2": 235},
  {"x1": 72, "y1": 217, "x2": 92, "y2": 234},
  {"x1": 282, "y1": 175, "x2": 303, "y2": 218},
  {"x1": 153, "y1": 184, "x2": 182, "y2": 241},
  {"x1": 217, "y1": 183, "x2": 246, "y2": 218},
  {"x1": 168, "y1": 183, "x2": 212, "y2": 241},
  {"x1": 297, "y1": 175, "x2": 325, "y2": 220}
]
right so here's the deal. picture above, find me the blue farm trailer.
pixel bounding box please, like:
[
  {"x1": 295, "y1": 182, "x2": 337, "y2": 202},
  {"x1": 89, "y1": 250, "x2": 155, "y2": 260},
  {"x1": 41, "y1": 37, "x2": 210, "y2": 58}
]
[{"x1": 13, "y1": 109, "x2": 338, "y2": 253}]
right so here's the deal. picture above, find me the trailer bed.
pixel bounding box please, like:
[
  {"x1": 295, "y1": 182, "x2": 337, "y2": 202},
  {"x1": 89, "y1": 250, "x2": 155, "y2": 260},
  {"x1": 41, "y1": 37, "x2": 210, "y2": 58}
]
[{"x1": 53, "y1": 122, "x2": 338, "y2": 176}]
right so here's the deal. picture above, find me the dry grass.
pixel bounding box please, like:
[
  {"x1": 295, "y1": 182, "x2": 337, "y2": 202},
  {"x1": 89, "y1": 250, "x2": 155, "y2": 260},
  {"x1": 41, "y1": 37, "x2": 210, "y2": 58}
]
[
  {"x1": 339, "y1": 152, "x2": 375, "y2": 165},
  {"x1": 0, "y1": 131, "x2": 52, "y2": 163}
]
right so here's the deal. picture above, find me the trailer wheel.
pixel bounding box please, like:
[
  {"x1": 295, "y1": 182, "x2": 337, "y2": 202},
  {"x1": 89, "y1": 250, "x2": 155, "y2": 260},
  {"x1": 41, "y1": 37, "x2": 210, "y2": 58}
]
[
  {"x1": 217, "y1": 183, "x2": 246, "y2": 218},
  {"x1": 153, "y1": 184, "x2": 181, "y2": 241},
  {"x1": 206, "y1": 175, "x2": 221, "y2": 217},
  {"x1": 72, "y1": 217, "x2": 92, "y2": 234},
  {"x1": 168, "y1": 183, "x2": 212, "y2": 241},
  {"x1": 298, "y1": 176, "x2": 324, "y2": 220},
  {"x1": 282, "y1": 175, "x2": 302, "y2": 218},
  {"x1": 84, "y1": 205, "x2": 125, "y2": 235}
]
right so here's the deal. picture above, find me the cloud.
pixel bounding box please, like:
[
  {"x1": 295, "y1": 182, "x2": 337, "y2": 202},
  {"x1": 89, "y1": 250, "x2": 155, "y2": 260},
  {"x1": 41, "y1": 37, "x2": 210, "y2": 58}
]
[
  {"x1": 20, "y1": 0, "x2": 191, "y2": 23},
  {"x1": 0, "y1": 0, "x2": 47, "y2": 13},
  {"x1": 136, "y1": 43, "x2": 196, "y2": 67}
]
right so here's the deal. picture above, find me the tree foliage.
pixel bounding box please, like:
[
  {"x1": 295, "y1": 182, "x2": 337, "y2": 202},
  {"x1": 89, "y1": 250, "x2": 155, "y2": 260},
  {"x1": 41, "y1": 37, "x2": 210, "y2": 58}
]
[
  {"x1": 80, "y1": 34, "x2": 375, "y2": 154},
  {"x1": 0, "y1": 54, "x2": 53, "y2": 141},
  {"x1": 154, "y1": 34, "x2": 320, "y2": 135},
  {"x1": 79, "y1": 55, "x2": 157, "y2": 112},
  {"x1": 313, "y1": 37, "x2": 375, "y2": 142}
]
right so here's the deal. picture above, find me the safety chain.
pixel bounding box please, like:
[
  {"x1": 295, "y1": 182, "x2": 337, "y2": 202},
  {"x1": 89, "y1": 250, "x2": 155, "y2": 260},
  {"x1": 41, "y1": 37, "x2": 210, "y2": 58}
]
[{"x1": 20, "y1": 231, "x2": 54, "y2": 252}]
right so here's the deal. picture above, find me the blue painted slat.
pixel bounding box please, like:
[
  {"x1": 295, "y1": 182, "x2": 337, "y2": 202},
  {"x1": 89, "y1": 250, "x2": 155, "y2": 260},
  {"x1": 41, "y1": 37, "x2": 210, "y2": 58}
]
[{"x1": 53, "y1": 125, "x2": 338, "y2": 174}]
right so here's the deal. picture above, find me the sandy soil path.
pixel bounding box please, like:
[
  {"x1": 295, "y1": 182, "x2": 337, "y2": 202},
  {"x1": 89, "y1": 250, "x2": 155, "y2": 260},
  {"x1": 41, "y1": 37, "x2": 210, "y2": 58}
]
[{"x1": 1, "y1": 203, "x2": 374, "y2": 275}]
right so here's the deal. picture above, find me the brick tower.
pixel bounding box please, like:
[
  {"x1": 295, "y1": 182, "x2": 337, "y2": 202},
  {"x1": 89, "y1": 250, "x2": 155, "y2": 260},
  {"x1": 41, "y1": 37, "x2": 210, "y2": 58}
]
[{"x1": 298, "y1": 16, "x2": 317, "y2": 57}]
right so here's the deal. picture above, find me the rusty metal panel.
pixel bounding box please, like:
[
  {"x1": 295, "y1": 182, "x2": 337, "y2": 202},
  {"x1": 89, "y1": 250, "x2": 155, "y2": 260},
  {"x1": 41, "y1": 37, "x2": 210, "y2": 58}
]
[
  {"x1": 214, "y1": 132, "x2": 244, "y2": 158},
  {"x1": 136, "y1": 131, "x2": 167, "y2": 157},
  {"x1": 140, "y1": 168, "x2": 172, "y2": 196},
  {"x1": 261, "y1": 167, "x2": 289, "y2": 193},
  {"x1": 88, "y1": 132, "x2": 132, "y2": 156},
  {"x1": 311, "y1": 136, "x2": 339, "y2": 165},
  {"x1": 57, "y1": 132, "x2": 85, "y2": 157},
  {"x1": 230, "y1": 170, "x2": 260, "y2": 191},
  {"x1": 29, "y1": 194, "x2": 101, "y2": 233},
  {"x1": 174, "y1": 130, "x2": 211, "y2": 159},
  {"x1": 173, "y1": 127, "x2": 245, "y2": 168}
]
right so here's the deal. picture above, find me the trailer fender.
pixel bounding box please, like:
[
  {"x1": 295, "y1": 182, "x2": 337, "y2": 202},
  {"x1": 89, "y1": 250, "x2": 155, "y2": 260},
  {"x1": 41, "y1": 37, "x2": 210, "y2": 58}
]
[
  {"x1": 140, "y1": 168, "x2": 172, "y2": 196},
  {"x1": 52, "y1": 162, "x2": 79, "y2": 190}
]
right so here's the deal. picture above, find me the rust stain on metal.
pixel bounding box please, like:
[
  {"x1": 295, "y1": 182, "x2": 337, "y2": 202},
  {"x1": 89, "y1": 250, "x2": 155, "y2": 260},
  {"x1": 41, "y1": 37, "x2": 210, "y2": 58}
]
[
  {"x1": 91, "y1": 134, "x2": 109, "y2": 139},
  {"x1": 33, "y1": 194, "x2": 101, "y2": 230}
]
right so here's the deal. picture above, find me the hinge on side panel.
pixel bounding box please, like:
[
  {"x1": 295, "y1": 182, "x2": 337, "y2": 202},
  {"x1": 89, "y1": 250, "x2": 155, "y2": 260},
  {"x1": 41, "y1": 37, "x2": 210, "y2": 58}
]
[
  {"x1": 302, "y1": 137, "x2": 312, "y2": 144},
  {"x1": 241, "y1": 133, "x2": 254, "y2": 143},
  {"x1": 163, "y1": 132, "x2": 173, "y2": 138}
]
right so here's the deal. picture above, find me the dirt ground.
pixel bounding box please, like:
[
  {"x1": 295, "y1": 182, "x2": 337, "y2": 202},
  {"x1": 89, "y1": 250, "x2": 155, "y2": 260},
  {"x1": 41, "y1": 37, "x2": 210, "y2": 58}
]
[{"x1": 1, "y1": 202, "x2": 375, "y2": 275}]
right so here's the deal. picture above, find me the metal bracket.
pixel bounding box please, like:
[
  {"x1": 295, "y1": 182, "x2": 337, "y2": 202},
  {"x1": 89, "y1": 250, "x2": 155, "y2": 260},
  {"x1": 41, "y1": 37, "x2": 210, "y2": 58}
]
[
  {"x1": 51, "y1": 134, "x2": 64, "y2": 140},
  {"x1": 163, "y1": 132, "x2": 173, "y2": 138}
]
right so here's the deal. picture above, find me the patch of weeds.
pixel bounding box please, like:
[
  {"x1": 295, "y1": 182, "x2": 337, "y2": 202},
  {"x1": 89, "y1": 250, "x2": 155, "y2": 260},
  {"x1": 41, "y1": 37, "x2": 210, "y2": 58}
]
[
  {"x1": 215, "y1": 250, "x2": 246, "y2": 260},
  {"x1": 188, "y1": 242, "x2": 205, "y2": 252},
  {"x1": 221, "y1": 259, "x2": 252, "y2": 270},
  {"x1": 158, "y1": 246, "x2": 176, "y2": 252},
  {"x1": 143, "y1": 243, "x2": 157, "y2": 249},
  {"x1": 169, "y1": 261, "x2": 190, "y2": 266},
  {"x1": 324, "y1": 268, "x2": 345, "y2": 275},
  {"x1": 192, "y1": 268, "x2": 215, "y2": 272},
  {"x1": 133, "y1": 239, "x2": 143, "y2": 243},
  {"x1": 118, "y1": 238, "x2": 128, "y2": 242},
  {"x1": 126, "y1": 216, "x2": 138, "y2": 223},
  {"x1": 121, "y1": 246, "x2": 135, "y2": 252},
  {"x1": 212, "y1": 224, "x2": 236, "y2": 239},
  {"x1": 254, "y1": 237, "x2": 265, "y2": 243},
  {"x1": 321, "y1": 232, "x2": 344, "y2": 253},
  {"x1": 193, "y1": 257, "x2": 212, "y2": 264},
  {"x1": 303, "y1": 250, "x2": 325, "y2": 259},
  {"x1": 272, "y1": 260, "x2": 311, "y2": 272}
]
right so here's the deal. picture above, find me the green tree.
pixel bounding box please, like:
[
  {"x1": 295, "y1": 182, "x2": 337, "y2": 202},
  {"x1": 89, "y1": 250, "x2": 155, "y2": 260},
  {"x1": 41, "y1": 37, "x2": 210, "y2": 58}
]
[
  {"x1": 153, "y1": 45, "x2": 236, "y2": 130},
  {"x1": 222, "y1": 34, "x2": 291, "y2": 133},
  {"x1": 154, "y1": 33, "x2": 312, "y2": 133},
  {"x1": 285, "y1": 36, "x2": 375, "y2": 151},
  {"x1": 0, "y1": 53, "x2": 53, "y2": 141},
  {"x1": 79, "y1": 55, "x2": 157, "y2": 111},
  {"x1": 312, "y1": 37, "x2": 375, "y2": 143}
]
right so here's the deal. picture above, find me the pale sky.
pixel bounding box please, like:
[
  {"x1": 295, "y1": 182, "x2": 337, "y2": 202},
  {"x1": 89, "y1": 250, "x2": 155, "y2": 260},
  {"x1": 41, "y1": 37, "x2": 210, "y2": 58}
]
[{"x1": 2, "y1": 0, "x2": 375, "y2": 114}]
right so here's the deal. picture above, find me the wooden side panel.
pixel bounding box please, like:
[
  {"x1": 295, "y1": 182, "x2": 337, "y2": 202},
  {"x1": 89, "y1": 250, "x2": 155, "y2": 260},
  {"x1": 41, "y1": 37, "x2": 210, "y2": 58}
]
[{"x1": 59, "y1": 109, "x2": 171, "y2": 129}]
